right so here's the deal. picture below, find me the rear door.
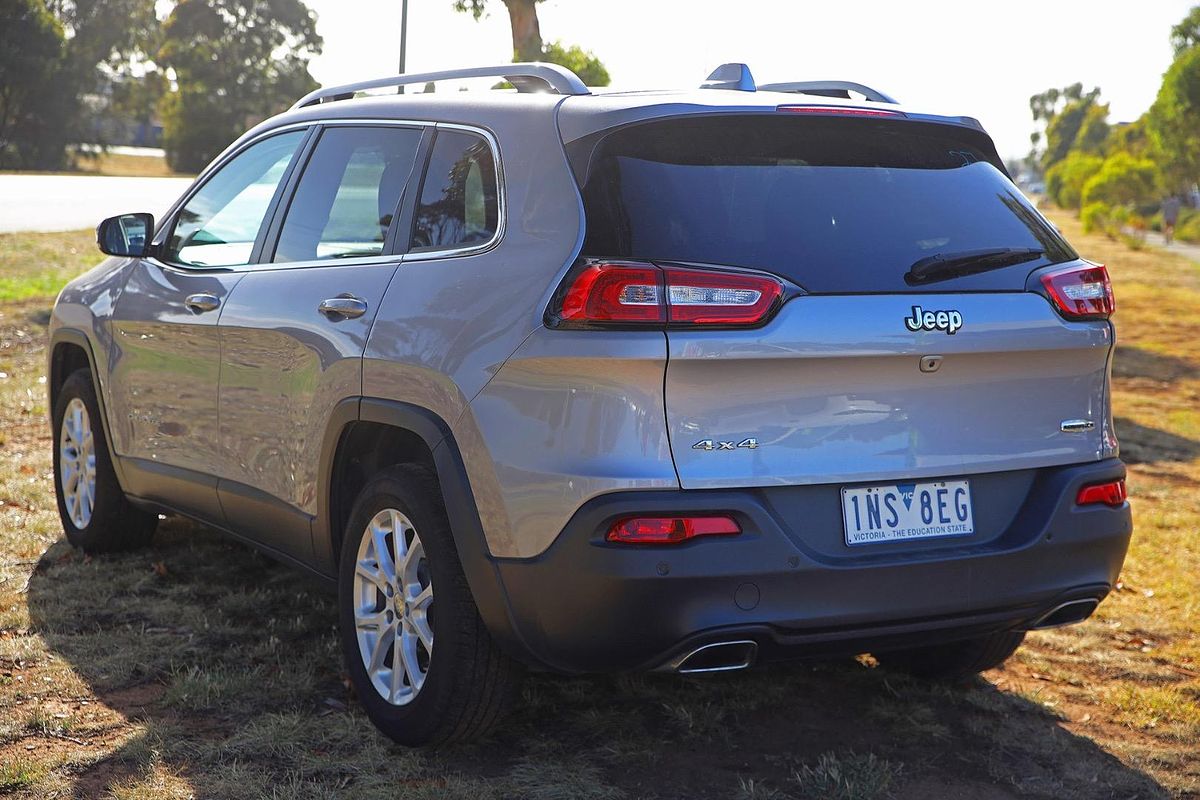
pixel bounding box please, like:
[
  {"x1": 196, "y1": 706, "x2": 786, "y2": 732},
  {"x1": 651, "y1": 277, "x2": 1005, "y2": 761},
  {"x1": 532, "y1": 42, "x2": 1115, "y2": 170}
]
[
  {"x1": 215, "y1": 123, "x2": 426, "y2": 562},
  {"x1": 576, "y1": 114, "x2": 1112, "y2": 491}
]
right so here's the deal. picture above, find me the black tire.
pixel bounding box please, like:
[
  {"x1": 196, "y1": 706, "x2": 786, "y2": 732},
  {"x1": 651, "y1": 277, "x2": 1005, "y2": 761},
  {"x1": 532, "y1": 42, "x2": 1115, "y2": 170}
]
[
  {"x1": 51, "y1": 368, "x2": 156, "y2": 553},
  {"x1": 337, "y1": 464, "x2": 523, "y2": 745},
  {"x1": 874, "y1": 630, "x2": 1026, "y2": 681}
]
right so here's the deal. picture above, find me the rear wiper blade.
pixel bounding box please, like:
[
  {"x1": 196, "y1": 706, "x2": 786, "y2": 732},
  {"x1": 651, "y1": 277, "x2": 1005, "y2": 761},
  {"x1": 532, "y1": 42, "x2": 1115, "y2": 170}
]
[{"x1": 905, "y1": 247, "x2": 1044, "y2": 286}]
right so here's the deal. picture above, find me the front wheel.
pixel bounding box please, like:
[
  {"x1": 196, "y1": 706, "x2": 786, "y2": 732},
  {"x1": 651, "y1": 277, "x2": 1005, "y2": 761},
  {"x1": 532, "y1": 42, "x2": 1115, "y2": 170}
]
[
  {"x1": 873, "y1": 630, "x2": 1026, "y2": 680},
  {"x1": 337, "y1": 465, "x2": 522, "y2": 745},
  {"x1": 52, "y1": 369, "x2": 156, "y2": 552}
]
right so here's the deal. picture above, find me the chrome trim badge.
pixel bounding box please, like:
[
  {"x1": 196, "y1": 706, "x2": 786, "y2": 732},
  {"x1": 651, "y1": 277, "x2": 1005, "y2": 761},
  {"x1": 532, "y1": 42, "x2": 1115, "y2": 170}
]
[{"x1": 904, "y1": 305, "x2": 963, "y2": 335}]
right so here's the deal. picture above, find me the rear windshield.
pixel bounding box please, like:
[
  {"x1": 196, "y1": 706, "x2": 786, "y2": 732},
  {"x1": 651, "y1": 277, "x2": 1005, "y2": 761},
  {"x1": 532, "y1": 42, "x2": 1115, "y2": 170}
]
[{"x1": 577, "y1": 116, "x2": 1075, "y2": 293}]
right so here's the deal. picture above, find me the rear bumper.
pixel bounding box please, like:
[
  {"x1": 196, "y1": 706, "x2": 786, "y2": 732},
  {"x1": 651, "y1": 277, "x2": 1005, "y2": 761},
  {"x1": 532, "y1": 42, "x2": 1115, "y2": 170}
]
[{"x1": 488, "y1": 458, "x2": 1131, "y2": 673}]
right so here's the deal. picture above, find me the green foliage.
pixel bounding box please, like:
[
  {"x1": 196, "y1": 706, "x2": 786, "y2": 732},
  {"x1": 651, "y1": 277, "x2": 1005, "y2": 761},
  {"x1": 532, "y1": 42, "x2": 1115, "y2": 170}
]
[
  {"x1": 1105, "y1": 116, "x2": 1152, "y2": 159},
  {"x1": 1045, "y1": 152, "x2": 1104, "y2": 209},
  {"x1": 0, "y1": 0, "x2": 71, "y2": 169},
  {"x1": 1081, "y1": 202, "x2": 1111, "y2": 234},
  {"x1": 540, "y1": 41, "x2": 610, "y2": 86},
  {"x1": 1170, "y1": 5, "x2": 1200, "y2": 55},
  {"x1": 1177, "y1": 208, "x2": 1200, "y2": 243},
  {"x1": 1042, "y1": 97, "x2": 1107, "y2": 169},
  {"x1": 1082, "y1": 152, "x2": 1160, "y2": 207},
  {"x1": 1147, "y1": 45, "x2": 1200, "y2": 192},
  {"x1": 157, "y1": 0, "x2": 322, "y2": 173},
  {"x1": 1029, "y1": 83, "x2": 1100, "y2": 162}
]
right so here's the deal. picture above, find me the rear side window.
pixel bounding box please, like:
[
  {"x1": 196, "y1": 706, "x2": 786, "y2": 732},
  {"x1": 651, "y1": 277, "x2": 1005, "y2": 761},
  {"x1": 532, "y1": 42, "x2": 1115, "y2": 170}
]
[
  {"x1": 274, "y1": 126, "x2": 422, "y2": 263},
  {"x1": 579, "y1": 116, "x2": 1075, "y2": 293},
  {"x1": 410, "y1": 130, "x2": 499, "y2": 253}
]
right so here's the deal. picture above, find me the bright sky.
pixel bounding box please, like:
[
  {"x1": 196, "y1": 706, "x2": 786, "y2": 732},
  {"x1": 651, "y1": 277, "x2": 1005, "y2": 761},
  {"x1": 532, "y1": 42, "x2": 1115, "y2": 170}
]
[{"x1": 304, "y1": 0, "x2": 1194, "y2": 160}]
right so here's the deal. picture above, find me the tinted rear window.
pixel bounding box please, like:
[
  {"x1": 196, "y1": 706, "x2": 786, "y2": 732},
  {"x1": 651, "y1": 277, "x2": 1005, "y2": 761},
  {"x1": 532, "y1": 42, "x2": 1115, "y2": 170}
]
[{"x1": 578, "y1": 116, "x2": 1074, "y2": 293}]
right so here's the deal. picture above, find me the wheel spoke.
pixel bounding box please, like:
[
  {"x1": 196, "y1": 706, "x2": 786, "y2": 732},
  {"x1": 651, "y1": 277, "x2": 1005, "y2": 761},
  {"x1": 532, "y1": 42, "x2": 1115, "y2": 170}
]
[
  {"x1": 371, "y1": 522, "x2": 396, "y2": 583},
  {"x1": 367, "y1": 624, "x2": 395, "y2": 675},
  {"x1": 355, "y1": 560, "x2": 386, "y2": 590},
  {"x1": 355, "y1": 606, "x2": 388, "y2": 631},
  {"x1": 399, "y1": 629, "x2": 424, "y2": 693}
]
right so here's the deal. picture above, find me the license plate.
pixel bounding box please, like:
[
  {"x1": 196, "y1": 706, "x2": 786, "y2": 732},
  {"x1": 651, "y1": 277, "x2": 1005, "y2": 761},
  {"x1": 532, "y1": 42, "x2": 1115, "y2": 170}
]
[{"x1": 841, "y1": 479, "x2": 974, "y2": 546}]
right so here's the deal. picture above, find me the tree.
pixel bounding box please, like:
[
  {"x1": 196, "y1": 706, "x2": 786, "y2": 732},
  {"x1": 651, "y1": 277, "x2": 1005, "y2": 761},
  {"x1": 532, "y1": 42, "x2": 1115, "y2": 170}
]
[
  {"x1": 1170, "y1": 5, "x2": 1200, "y2": 56},
  {"x1": 0, "y1": 0, "x2": 70, "y2": 169},
  {"x1": 1029, "y1": 83, "x2": 1101, "y2": 167},
  {"x1": 157, "y1": 0, "x2": 322, "y2": 172},
  {"x1": 455, "y1": 0, "x2": 543, "y2": 62},
  {"x1": 1081, "y1": 153, "x2": 1160, "y2": 208},
  {"x1": 453, "y1": 1, "x2": 610, "y2": 86},
  {"x1": 1045, "y1": 152, "x2": 1104, "y2": 209},
  {"x1": 1147, "y1": 45, "x2": 1200, "y2": 192}
]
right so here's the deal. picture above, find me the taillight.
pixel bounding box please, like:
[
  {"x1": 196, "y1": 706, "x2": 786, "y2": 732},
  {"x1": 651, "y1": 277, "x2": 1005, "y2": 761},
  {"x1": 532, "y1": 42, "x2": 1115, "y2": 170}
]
[
  {"x1": 551, "y1": 261, "x2": 784, "y2": 328},
  {"x1": 776, "y1": 105, "x2": 905, "y2": 118},
  {"x1": 606, "y1": 515, "x2": 741, "y2": 545},
  {"x1": 1076, "y1": 479, "x2": 1127, "y2": 507},
  {"x1": 1040, "y1": 263, "x2": 1115, "y2": 320}
]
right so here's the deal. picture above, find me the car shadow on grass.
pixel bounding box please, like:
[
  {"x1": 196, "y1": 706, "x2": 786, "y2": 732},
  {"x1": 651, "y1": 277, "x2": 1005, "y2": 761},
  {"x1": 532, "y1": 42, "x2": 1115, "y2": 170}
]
[
  {"x1": 27, "y1": 519, "x2": 1170, "y2": 800},
  {"x1": 1115, "y1": 417, "x2": 1200, "y2": 465}
]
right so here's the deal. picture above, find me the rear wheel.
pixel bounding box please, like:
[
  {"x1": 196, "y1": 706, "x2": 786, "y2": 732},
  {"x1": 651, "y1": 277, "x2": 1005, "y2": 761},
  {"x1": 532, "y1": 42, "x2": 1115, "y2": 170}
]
[
  {"x1": 337, "y1": 465, "x2": 522, "y2": 745},
  {"x1": 874, "y1": 630, "x2": 1026, "y2": 680},
  {"x1": 52, "y1": 369, "x2": 156, "y2": 552}
]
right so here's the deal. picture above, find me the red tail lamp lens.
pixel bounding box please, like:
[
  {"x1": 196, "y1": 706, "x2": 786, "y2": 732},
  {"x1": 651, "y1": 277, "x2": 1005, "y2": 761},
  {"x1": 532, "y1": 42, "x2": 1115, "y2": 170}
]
[
  {"x1": 558, "y1": 262, "x2": 664, "y2": 324},
  {"x1": 1076, "y1": 479, "x2": 1127, "y2": 507},
  {"x1": 606, "y1": 515, "x2": 742, "y2": 544},
  {"x1": 1041, "y1": 263, "x2": 1115, "y2": 320},
  {"x1": 554, "y1": 261, "x2": 783, "y2": 328}
]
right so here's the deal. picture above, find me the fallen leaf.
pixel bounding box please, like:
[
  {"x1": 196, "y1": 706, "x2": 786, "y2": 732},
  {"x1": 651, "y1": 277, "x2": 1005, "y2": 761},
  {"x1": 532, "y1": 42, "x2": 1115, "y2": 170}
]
[{"x1": 152, "y1": 561, "x2": 168, "y2": 577}]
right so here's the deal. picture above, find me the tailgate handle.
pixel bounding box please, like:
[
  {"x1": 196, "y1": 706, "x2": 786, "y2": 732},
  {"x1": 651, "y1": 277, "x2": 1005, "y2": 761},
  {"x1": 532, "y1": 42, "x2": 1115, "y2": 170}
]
[{"x1": 1060, "y1": 419, "x2": 1095, "y2": 433}]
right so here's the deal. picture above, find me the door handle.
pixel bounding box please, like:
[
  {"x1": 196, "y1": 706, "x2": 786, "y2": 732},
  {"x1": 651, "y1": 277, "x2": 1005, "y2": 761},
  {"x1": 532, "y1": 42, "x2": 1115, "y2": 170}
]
[
  {"x1": 318, "y1": 295, "x2": 368, "y2": 319},
  {"x1": 184, "y1": 293, "x2": 220, "y2": 313}
]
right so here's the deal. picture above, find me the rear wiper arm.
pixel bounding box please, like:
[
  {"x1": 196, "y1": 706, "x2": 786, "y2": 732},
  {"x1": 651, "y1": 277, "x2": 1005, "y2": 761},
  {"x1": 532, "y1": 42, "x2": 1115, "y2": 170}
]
[{"x1": 905, "y1": 247, "x2": 1044, "y2": 286}]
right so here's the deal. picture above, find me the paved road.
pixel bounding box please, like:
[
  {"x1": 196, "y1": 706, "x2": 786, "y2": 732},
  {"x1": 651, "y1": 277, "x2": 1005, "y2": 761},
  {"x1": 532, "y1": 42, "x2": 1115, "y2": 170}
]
[
  {"x1": 1145, "y1": 231, "x2": 1200, "y2": 265},
  {"x1": 0, "y1": 174, "x2": 193, "y2": 233}
]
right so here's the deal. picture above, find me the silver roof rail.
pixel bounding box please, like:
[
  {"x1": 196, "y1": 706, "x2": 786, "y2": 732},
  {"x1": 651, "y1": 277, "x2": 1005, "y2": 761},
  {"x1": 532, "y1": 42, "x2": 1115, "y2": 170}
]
[
  {"x1": 758, "y1": 80, "x2": 899, "y2": 105},
  {"x1": 700, "y1": 63, "x2": 757, "y2": 92},
  {"x1": 292, "y1": 62, "x2": 590, "y2": 109}
]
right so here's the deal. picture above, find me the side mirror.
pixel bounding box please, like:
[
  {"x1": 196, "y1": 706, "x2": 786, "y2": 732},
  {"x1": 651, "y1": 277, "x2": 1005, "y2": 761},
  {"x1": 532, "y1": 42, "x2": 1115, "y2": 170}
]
[{"x1": 96, "y1": 213, "x2": 155, "y2": 258}]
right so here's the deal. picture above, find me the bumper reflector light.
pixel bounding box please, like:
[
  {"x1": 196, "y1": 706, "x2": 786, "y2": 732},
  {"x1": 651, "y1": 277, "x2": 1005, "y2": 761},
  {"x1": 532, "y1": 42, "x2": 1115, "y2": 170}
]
[
  {"x1": 606, "y1": 515, "x2": 741, "y2": 544},
  {"x1": 1076, "y1": 479, "x2": 1127, "y2": 507}
]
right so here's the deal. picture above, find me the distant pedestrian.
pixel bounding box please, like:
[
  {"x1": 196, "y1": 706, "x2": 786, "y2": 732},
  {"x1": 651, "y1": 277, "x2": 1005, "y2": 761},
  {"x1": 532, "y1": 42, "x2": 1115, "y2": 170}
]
[{"x1": 1163, "y1": 195, "x2": 1182, "y2": 245}]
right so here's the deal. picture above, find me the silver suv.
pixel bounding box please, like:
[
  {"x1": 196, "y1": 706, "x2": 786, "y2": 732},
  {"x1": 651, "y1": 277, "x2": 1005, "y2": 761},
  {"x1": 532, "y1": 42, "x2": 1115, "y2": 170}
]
[{"x1": 49, "y1": 62, "x2": 1132, "y2": 745}]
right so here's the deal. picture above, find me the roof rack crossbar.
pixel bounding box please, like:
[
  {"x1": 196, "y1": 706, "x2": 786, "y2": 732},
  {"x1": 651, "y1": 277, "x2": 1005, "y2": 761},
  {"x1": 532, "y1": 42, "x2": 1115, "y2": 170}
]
[
  {"x1": 292, "y1": 62, "x2": 589, "y2": 109},
  {"x1": 758, "y1": 80, "x2": 899, "y2": 105}
]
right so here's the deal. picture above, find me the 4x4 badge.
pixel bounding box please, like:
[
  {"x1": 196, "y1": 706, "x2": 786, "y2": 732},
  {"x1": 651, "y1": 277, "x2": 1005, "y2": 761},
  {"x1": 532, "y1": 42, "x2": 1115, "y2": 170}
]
[{"x1": 904, "y1": 305, "x2": 963, "y2": 335}]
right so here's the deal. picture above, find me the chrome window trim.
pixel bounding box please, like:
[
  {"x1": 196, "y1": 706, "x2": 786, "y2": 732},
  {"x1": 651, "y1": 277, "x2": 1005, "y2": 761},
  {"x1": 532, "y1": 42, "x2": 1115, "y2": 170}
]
[
  {"x1": 151, "y1": 118, "x2": 506, "y2": 272},
  {"x1": 403, "y1": 122, "x2": 507, "y2": 262}
]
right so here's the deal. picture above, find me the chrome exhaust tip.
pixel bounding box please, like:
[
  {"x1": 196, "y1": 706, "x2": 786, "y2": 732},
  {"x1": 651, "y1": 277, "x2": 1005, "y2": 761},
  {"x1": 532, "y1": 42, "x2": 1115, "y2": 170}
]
[
  {"x1": 1026, "y1": 598, "x2": 1100, "y2": 630},
  {"x1": 671, "y1": 640, "x2": 758, "y2": 674}
]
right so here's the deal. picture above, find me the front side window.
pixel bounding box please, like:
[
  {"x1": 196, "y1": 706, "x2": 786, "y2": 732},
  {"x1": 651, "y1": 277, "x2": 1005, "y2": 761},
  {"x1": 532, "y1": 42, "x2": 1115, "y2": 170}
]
[
  {"x1": 411, "y1": 130, "x2": 499, "y2": 253},
  {"x1": 273, "y1": 126, "x2": 423, "y2": 263},
  {"x1": 164, "y1": 131, "x2": 305, "y2": 268}
]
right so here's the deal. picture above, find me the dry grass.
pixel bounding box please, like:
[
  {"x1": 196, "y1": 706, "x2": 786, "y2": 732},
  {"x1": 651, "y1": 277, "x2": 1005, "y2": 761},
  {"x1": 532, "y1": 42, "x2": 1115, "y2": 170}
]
[
  {"x1": 0, "y1": 212, "x2": 1196, "y2": 798},
  {"x1": 0, "y1": 152, "x2": 188, "y2": 179}
]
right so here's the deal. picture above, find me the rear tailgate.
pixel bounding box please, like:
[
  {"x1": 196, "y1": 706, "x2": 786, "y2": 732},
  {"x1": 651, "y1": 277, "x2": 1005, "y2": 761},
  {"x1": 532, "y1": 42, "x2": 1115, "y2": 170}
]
[
  {"x1": 573, "y1": 113, "x2": 1114, "y2": 491},
  {"x1": 666, "y1": 291, "x2": 1111, "y2": 488}
]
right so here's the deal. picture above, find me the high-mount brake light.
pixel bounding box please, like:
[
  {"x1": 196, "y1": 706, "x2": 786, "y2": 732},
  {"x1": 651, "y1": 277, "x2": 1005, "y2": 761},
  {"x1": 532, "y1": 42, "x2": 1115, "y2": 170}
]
[
  {"x1": 776, "y1": 105, "x2": 905, "y2": 118},
  {"x1": 552, "y1": 262, "x2": 783, "y2": 328},
  {"x1": 606, "y1": 515, "x2": 742, "y2": 545},
  {"x1": 1040, "y1": 263, "x2": 1115, "y2": 320},
  {"x1": 1076, "y1": 479, "x2": 1127, "y2": 507}
]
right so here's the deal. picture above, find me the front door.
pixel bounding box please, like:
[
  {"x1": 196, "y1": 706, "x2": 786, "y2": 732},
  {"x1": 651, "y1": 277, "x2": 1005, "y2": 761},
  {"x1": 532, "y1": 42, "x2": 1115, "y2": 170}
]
[
  {"x1": 216, "y1": 124, "x2": 425, "y2": 562},
  {"x1": 107, "y1": 130, "x2": 307, "y2": 521}
]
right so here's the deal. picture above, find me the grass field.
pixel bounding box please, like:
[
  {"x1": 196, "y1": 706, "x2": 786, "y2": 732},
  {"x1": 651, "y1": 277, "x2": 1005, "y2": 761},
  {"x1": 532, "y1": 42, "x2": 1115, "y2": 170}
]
[{"x1": 0, "y1": 213, "x2": 1197, "y2": 799}]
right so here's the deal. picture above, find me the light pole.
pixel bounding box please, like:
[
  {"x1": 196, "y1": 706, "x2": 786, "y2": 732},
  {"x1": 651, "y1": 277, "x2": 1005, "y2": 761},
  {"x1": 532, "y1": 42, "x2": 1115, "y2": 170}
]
[{"x1": 398, "y1": 0, "x2": 409, "y2": 89}]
